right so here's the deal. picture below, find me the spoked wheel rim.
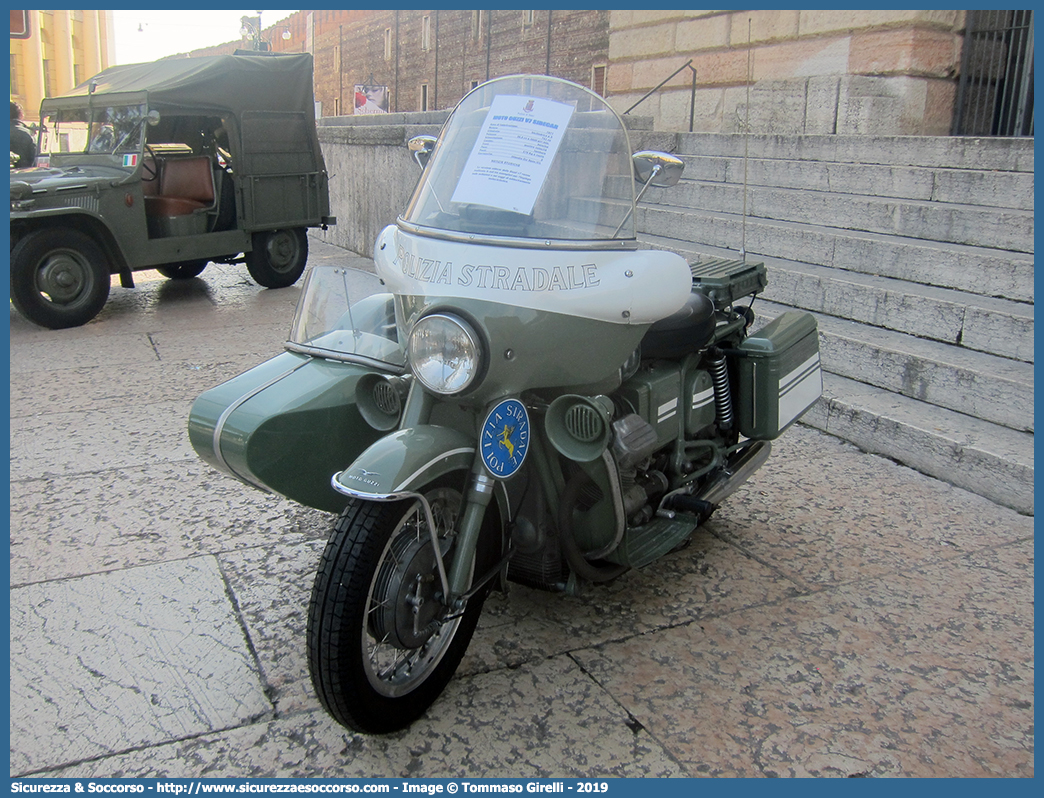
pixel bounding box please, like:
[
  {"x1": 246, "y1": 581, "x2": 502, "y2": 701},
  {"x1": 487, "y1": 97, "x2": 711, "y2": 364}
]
[
  {"x1": 35, "y1": 247, "x2": 99, "y2": 308},
  {"x1": 361, "y1": 487, "x2": 468, "y2": 698}
]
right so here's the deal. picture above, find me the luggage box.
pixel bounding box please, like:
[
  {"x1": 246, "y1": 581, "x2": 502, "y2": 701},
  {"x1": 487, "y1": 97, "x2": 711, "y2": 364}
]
[{"x1": 735, "y1": 311, "x2": 822, "y2": 440}]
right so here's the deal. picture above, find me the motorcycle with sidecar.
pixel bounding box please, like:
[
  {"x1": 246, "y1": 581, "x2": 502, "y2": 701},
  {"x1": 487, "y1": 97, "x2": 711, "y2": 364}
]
[{"x1": 189, "y1": 75, "x2": 822, "y2": 733}]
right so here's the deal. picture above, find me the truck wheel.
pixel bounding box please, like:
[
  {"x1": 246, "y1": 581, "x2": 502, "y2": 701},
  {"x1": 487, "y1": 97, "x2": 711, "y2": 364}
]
[
  {"x1": 308, "y1": 474, "x2": 495, "y2": 733},
  {"x1": 156, "y1": 260, "x2": 208, "y2": 280},
  {"x1": 10, "y1": 228, "x2": 111, "y2": 329},
  {"x1": 245, "y1": 228, "x2": 307, "y2": 288}
]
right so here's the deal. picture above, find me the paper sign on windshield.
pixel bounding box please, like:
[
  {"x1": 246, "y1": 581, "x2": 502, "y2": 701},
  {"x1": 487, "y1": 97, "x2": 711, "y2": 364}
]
[{"x1": 450, "y1": 95, "x2": 574, "y2": 215}]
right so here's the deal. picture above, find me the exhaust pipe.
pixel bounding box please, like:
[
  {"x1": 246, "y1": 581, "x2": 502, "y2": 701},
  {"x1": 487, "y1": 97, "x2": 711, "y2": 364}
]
[{"x1": 697, "y1": 440, "x2": 772, "y2": 506}]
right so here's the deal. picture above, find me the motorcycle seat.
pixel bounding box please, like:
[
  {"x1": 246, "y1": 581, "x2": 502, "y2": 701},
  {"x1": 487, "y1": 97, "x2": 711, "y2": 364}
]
[{"x1": 641, "y1": 289, "x2": 716, "y2": 359}]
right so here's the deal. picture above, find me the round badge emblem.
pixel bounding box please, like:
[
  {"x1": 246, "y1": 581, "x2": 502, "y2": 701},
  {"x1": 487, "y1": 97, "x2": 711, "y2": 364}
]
[{"x1": 480, "y1": 398, "x2": 530, "y2": 479}]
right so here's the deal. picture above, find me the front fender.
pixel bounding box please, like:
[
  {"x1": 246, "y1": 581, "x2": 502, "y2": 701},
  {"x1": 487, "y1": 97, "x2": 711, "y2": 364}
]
[
  {"x1": 332, "y1": 425, "x2": 476, "y2": 499},
  {"x1": 10, "y1": 209, "x2": 130, "y2": 276}
]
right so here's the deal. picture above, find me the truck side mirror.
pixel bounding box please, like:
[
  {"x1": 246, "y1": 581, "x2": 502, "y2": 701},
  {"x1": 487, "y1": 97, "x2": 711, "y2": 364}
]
[{"x1": 407, "y1": 135, "x2": 437, "y2": 170}]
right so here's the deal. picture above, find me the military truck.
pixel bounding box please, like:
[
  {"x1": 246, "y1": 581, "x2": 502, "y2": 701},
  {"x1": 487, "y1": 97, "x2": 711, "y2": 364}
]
[{"x1": 10, "y1": 52, "x2": 335, "y2": 329}]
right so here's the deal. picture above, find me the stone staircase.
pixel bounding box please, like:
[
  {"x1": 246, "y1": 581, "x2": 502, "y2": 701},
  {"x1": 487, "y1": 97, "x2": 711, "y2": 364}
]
[{"x1": 633, "y1": 132, "x2": 1034, "y2": 514}]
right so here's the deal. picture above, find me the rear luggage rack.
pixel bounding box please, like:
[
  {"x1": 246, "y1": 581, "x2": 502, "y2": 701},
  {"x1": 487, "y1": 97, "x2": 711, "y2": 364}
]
[{"x1": 690, "y1": 258, "x2": 767, "y2": 309}]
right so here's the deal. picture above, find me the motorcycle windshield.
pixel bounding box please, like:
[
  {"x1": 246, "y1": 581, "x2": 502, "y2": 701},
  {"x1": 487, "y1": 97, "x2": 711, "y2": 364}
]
[
  {"x1": 286, "y1": 264, "x2": 405, "y2": 370},
  {"x1": 403, "y1": 75, "x2": 636, "y2": 243}
]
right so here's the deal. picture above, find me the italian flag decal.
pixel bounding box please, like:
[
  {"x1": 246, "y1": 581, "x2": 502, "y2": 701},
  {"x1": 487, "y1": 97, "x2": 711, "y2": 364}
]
[{"x1": 123, "y1": 153, "x2": 139, "y2": 167}]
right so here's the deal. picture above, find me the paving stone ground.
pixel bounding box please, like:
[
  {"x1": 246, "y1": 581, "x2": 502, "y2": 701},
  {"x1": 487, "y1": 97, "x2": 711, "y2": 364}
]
[{"x1": 9, "y1": 238, "x2": 1034, "y2": 778}]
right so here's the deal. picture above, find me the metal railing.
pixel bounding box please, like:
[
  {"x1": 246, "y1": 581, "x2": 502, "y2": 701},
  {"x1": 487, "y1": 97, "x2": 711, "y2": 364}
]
[
  {"x1": 623, "y1": 59, "x2": 698, "y2": 132},
  {"x1": 952, "y1": 9, "x2": 1034, "y2": 136}
]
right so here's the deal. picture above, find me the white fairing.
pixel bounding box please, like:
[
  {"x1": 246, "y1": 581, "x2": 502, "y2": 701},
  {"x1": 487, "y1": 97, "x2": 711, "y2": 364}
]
[{"x1": 375, "y1": 225, "x2": 692, "y2": 325}]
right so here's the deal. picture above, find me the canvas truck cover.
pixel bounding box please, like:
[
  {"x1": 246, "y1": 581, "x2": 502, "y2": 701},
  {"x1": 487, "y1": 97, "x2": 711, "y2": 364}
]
[
  {"x1": 40, "y1": 52, "x2": 316, "y2": 118},
  {"x1": 39, "y1": 52, "x2": 331, "y2": 227}
]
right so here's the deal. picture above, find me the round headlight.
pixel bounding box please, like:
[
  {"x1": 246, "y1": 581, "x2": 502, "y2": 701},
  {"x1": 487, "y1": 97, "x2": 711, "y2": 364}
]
[{"x1": 408, "y1": 313, "x2": 483, "y2": 395}]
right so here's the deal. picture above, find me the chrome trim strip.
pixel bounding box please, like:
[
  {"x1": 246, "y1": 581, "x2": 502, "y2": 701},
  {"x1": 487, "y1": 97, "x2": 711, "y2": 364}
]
[
  {"x1": 470, "y1": 473, "x2": 495, "y2": 495},
  {"x1": 283, "y1": 341, "x2": 406, "y2": 373},
  {"x1": 330, "y1": 475, "x2": 412, "y2": 502},
  {"x1": 396, "y1": 217, "x2": 640, "y2": 252},
  {"x1": 394, "y1": 447, "x2": 476, "y2": 492},
  {"x1": 212, "y1": 360, "x2": 310, "y2": 489},
  {"x1": 495, "y1": 480, "x2": 512, "y2": 522}
]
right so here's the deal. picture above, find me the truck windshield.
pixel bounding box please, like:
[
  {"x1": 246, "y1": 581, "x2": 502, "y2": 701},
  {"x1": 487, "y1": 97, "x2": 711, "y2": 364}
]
[{"x1": 41, "y1": 104, "x2": 147, "y2": 166}]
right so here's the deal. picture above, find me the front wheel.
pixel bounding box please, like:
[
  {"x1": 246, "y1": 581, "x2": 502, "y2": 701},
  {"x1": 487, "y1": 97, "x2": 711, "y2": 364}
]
[
  {"x1": 244, "y1": 228, "x2": 307, "y2": 288},
  {"x1": 10, "y1": 228, "x2": 111, "y2": 329},
  {"x1": 156, "y1": 259, "x2": 208, "y2": 280},
  {"x1": 308, "y1": 477, "x2": 493, "y2": 733}
]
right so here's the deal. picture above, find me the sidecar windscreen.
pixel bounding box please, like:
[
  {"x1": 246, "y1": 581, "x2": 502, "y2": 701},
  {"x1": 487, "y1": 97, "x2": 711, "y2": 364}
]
[
  {"x1": 286, "y1": 264, "x2": 405, "y2": 370},
  {"x1": 403, "y1": 76, "x2": 635, "y2": 242}
]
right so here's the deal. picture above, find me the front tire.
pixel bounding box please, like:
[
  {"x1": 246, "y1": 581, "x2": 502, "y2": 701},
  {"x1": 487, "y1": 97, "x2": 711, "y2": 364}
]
[
  {"x1": 10, "y1": 228, "x2": 111, "y2": 329},
  {"x1": 245, "y1": 228, "x2": 307, "y2": 288},
  {"x1": 308, "y1": 477, "x2": 494, "y2": 733},
  {"x1": 156, "y1": 259, "x2": 208, "y2": 280}
]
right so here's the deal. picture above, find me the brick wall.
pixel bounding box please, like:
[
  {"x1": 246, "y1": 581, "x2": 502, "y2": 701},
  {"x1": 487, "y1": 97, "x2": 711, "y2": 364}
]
[
  {"x1": 607, "y1": 10, "x2": 965, "y2": 135},
  {"x1": 188, "y1": 9, "x2": 967, "y2": 135},
  {"x1": 192, "y1": 10, "x2": 609, "y2": 118},
  {"x1": 323, "y1": 10, "x2": 609, "y2": 115}
]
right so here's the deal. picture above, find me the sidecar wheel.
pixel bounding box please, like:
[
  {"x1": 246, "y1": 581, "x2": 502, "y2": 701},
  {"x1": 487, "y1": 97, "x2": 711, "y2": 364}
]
[{"x1": 308, "y1": 476, "x2": 495, "y2": 733}]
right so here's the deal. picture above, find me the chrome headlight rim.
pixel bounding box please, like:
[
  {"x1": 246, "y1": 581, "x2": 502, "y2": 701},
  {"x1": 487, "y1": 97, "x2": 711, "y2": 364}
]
[{"x1": 407, "y1": 311, "x2": 486, "y2": 396}]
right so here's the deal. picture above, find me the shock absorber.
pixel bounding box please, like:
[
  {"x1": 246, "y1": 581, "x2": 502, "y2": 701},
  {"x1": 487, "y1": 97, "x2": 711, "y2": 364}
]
[{"x1": 708, "y1": 347, "x2": 734, "y2": 432}]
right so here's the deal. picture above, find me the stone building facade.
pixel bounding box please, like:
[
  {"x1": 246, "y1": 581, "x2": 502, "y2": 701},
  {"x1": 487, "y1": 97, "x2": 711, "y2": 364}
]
[
  {"x1": 607, "y1": 9, "x2": 967, "y2": 135},
  {"x1": 189, "y1": 10, "x2": 609, "y2": 119},
  {"x1": 188, "y1": 9, "x2": 988, "y2": 136},
  {"x1": 10, "y1": 10, "x2": 115, "y2": 123}
]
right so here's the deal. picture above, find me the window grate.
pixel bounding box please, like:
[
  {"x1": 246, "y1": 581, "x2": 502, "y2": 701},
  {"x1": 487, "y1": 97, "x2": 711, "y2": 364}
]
[{"x1": 952, "y1": 10, "x2": 1034, "y2": 136}]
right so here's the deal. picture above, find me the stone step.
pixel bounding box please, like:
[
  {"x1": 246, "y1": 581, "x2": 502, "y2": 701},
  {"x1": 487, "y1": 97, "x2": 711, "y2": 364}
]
[
  {"x1": 636, "y1": 205, "x2": 1035, "y2": 303},
  {"x1": 672, "y1": 132, "x2": 1035, "y2": 174},
  {"x1": 764, "y1": 261, "x2": 1034, "y2": 364},
  {"x1": 639, "y1": 180, "x2": 1034, "y2": 253},
  {"x1": 674, "y1": 153, "x2": 1034, "y2": 211},
  {"x1": 757, "y1": 300, "x2": 1033, "y2": 434},
  {"x1": 802, "y1": 373, "x2": 1034, "y2": 516},
  {"x1": 640, "y1": 233, "x2": 1033, "y2": 364}
]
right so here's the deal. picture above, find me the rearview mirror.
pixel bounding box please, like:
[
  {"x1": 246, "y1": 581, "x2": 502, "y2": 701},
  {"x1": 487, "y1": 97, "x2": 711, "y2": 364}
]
[
  {"x1": 632, "y1": 151, "x2": 684, "y2": 187},
  {"x1": 407, "y1": 135, "x2": 437, "y2": 170}
]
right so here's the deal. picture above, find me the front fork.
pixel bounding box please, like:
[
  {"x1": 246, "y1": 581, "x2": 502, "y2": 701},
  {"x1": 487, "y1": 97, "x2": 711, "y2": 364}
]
[
  {"x1": 445, "y1": 459, "x2": 497, "y2": 609},
  {"x1": 400, "y1": 381, "x2": 499, "y2": 610}
]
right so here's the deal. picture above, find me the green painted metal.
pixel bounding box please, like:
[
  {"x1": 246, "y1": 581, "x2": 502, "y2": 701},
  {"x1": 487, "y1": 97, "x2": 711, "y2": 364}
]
[
  {"x1": 396, "y1": 295, "x2": 647, "y2": 404},
  {"x1": 736, "y1": 311, "x2": 821, "y2": 440},
  {"x1": 568, "y1": 456, "x2": 621, "y2": 555},
  {"x1": 188, "y1": 351, "x2": 385, "y2": 513},
  {"x1": 603, "y1": 513, "x2": 699, "y2": 568},
  {"x1": 332, "y1": 425, "x2": 476, "y2": 497},
  {"x1": 448, "y1": 461, "x2": 497, "y2": 599},
  {"x1": 13, "y1": 52, "x2": 332, "y2": 292},
  {"x1": 685, "y1": 366, "x2": 717, "y2": 436},
  {"x1": 617, "y1": 361, "x2": 685, "y2": 447}
]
